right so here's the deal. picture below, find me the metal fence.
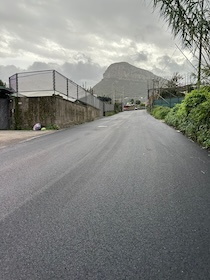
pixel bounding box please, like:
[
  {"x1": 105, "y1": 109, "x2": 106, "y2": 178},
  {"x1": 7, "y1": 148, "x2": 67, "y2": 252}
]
[
  {"x1": 153, "y1": 97, "x2": 184, "y2": 108},
  {"x1": 9, "y1": 70, "x2": 114, "y2": 114}
]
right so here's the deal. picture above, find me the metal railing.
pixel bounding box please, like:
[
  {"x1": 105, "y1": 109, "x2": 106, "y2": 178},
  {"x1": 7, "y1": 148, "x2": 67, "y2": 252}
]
[{"x1": 9, "y1": 70, "x2": 114, "y2": 114}]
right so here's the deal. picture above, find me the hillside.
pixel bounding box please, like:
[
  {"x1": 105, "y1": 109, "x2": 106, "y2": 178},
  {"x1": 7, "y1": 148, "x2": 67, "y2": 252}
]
[{"x1": 93, "y1": 62, "x2": 166, "y2": 102}]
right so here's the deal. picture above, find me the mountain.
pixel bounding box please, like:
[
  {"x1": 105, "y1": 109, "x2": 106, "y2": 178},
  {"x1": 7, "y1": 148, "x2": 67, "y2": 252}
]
[{"x1": 93, "y1": 62, "x2": 166, "y2": 102}]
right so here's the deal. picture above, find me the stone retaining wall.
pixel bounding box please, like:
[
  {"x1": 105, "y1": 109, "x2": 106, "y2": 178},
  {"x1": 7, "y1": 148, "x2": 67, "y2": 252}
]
[{"x1": 11, "y1": 95, "x2": 100, "y2": 130}]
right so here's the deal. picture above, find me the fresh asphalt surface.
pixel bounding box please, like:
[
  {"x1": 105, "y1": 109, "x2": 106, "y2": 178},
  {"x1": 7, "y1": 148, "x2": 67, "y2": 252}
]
[{"x1": 0, "y1": 110, "x2": 210, "y2": 280}]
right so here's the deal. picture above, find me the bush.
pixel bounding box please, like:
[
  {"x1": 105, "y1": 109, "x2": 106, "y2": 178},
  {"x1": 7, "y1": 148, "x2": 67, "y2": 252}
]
[
  {"x1": 197, "y1": 125, "x2": 210, "y2": 147},
  {"x1": 164, "y1": 86, "x2": 210, "y2": 148},
  {"x1": 150, "y1": 87, "x2": 210, "y2": 148},
  {"x1": 184, "y1": 87, "x2": 210, "y2": 115},
  {"x1": 165, "y1": 104, "x2": 181, "y2": 127},
  {"x1": 45, "y1": 124, "x2": 60, "y2": 130},
  {"x1": 151, "y1": 106, "x2": 171, "y2": 120}
]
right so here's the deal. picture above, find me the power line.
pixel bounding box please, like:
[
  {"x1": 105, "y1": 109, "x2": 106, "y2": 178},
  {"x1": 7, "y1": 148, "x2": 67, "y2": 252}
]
[{"x1": 175, "y1": 44, "x2": 197, "y2": 71}]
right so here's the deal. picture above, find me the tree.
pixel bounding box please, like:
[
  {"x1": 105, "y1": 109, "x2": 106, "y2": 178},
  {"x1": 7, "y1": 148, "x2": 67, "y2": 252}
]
[
  {"x1": 0, "y1": 80, "x2": 6, "y2": 87},
  {"x1": 97, "y1": 96, "x2": 112, "y2": 104},
  {"x1": 160, "y1": 73, "x2": 186, "y2": 98},
  {"x1": 167, "y1": 72, "x2": 183, "y2": 88},
  {"x1": 135, "y1": 99, "x2": 141, "y2": 105},
  {"x1": 202, "y1": 65, "x2": 210, "y2": 83},
  {"x1": 153, "y1": 0, "x2": 210, "y2": 88}
]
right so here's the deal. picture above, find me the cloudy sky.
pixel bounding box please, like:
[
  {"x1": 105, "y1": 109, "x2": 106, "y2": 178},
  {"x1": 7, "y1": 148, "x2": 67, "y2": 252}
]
[{"x1": 0, "y1": 0, "x2": 196, "y2": 87}]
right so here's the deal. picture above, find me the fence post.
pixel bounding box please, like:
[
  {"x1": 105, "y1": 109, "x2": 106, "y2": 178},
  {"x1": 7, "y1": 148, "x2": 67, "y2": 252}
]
[
  {"x1": 16, "y1": 74, "x2": 19, "y2": 97},
  {"x1": 77, "y1": 85, "x2": 79, "y2": 100},
  {"x1": 9, "y1": 77, "x2": 11, "y2": 89},
  {"x1": 53, "y1": 70, "x2": 56, "y2": 93},
  {"x1": 67, "y1": 78, "x2": 68, "y2": 97}
]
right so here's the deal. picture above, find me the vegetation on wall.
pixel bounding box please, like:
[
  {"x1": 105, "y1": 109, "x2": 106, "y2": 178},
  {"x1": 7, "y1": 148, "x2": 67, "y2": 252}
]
[{"x1": 151, "y1": 86, "x2": 210, "y2": 148}]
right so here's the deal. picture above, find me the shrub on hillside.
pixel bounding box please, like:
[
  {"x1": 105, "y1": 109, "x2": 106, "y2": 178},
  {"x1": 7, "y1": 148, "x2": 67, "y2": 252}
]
[
  {"x1": 165, "y1": 104, "x2": 180, "y2": 127},
  {"x1": 165, "y1": 86, "x2": 210, "y2": 148},
  {"x1": 184, "y1": 87, "x2": 210, "y2": 115},
  {"x1": 151, "y1": 106, "x2": 171, "y2": 120}
]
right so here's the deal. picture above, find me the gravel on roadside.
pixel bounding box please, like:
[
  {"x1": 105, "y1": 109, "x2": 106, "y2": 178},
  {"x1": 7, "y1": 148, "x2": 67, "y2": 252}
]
[{"x1": 0, "y1": 130, "x2": 55, "y2": 147}]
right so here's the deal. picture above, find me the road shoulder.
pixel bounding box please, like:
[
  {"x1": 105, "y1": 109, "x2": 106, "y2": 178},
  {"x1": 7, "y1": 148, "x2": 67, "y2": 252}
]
[{"x1": 0, "y1": 130, "x2": 55, "y2": 148}]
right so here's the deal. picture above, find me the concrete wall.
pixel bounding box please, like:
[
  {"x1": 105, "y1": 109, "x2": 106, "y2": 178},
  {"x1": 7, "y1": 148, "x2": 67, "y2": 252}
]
[
  {"x1": 0, "y1": 97, "x2": 10, "y2": 129},
  {"x1": 11, "y1": 95, "x2": 100, "y2": 130}
]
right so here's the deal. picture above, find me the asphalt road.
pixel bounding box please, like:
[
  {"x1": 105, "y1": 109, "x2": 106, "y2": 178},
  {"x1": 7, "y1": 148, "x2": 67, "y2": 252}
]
[{"x1": 0, "y1": 110, "x2": 210, "y2": 280}]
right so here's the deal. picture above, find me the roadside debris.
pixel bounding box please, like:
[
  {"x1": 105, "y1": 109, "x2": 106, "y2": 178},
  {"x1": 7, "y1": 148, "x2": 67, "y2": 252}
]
[{"x1": 33, "y1": 123, "x2": 41, "y2": 131}]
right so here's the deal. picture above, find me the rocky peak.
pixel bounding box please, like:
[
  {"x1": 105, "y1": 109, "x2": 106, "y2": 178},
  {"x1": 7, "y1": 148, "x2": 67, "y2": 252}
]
[
  {"x1": 93, "y1": 62, "x2": 166, "y2": 101},
  {"x1": 103, "y1": 62, "x2": 157, "y2": 81}
]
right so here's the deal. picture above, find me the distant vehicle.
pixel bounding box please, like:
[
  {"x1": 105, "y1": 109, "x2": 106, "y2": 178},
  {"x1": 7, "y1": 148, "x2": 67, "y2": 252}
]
[{"x1": 135, "y1": 107, "x2": 138, "y2": 110}]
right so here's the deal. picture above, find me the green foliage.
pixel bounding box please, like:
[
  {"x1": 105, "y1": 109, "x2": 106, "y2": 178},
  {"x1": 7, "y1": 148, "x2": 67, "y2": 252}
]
[
  {"x1": 151, "y1": 106, "x2": 171, "y2": 120},
  {"x1": 135, "y1": 99, "x2": 141, "y2": 105},
  {"x1": 202, "y1": 65, "x2": 210, "y2": 83},
  {"x1": 98, "y1": 96, "x2": 112, "y2": 103},
  {"x1": 114, "y1": 102, "x2": 122, "y2": 113},
  {"x1": 105, "y1": 111, "x2": 115, "y2": 117},
  {"x1": 153, "y1": 0, "x2": 210, "y2": 48},
  {"x1": 153, "y1": 1, "x2": 210, "y2": 85},
  {"x1": 165, "y1": 104, "x2": 181, "y2": 127},
  {"x1": 0, "y1": 79, "x2": 6, "y2": 87},
  {"x1": 165, "y1": 86, "x2": 210, "y2": 148},
  {"x1": 45, "y1": 124, "x2": 60, "y2": 130},
  {"x1": 196, "y1": 125, "x2": 210, "y2": 147}
]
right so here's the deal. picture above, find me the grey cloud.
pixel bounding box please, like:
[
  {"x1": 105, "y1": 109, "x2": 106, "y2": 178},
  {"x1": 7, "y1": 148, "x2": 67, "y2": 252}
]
[
  {"x1": 0, "y1": 0, "x2": 171, "y2": 51},
  {"x1": 62, "y1": 61, "x2": 106, "y2": 86},
  {"x1": 157, "y1": 55, "x2": 188, "y2": 72},
  {"x1": 26, "y1": 60, "x2": 106, "y2": 86},
  {"x1": 0, "y1": 0, "x2": 194, "y2": 85},
  {"x1": 135, "y1": 51, "x2": 148, "y2": 62},
  {"x1": 0, "y1": 65, "x2": 23, "y2": 85},
  {"x1": 0, "y1": 60, "x2": 106, "y2": 87},
  {"x1": 152, "y1": 55, "x2": 195, "y2": 81},
  {"x1": 27, "y1": 62, "x2": 59, "y2": 72}
]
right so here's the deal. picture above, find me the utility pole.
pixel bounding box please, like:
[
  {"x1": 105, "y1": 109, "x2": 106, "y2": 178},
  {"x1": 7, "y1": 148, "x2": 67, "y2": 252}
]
[
  {"x1": 197, "y1": 0, "x2": 204, "y2": 89},
  {"x1": 152, "y1": 79, "x2": 155, "y2": 109}
]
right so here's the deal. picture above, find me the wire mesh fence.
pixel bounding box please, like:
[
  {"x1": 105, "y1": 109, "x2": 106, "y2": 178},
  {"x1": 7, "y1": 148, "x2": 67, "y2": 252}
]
[
  {"x1": 9, "y1": 74, "x2": 18, "y2": 93},
  {"x1": 9, "y1": 70, "x2": 114, "y2": 114}
]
